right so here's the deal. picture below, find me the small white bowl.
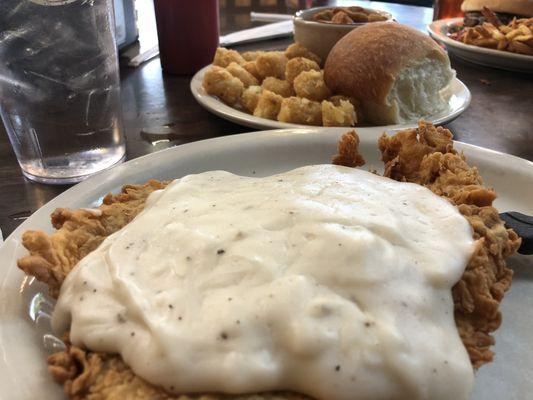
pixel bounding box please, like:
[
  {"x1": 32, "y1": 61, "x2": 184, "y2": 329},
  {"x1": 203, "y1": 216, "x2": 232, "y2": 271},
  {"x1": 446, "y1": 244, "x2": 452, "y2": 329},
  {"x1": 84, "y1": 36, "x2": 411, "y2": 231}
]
[{"x1": 293, "y1": 6, "x2": 393, "y2": 62}]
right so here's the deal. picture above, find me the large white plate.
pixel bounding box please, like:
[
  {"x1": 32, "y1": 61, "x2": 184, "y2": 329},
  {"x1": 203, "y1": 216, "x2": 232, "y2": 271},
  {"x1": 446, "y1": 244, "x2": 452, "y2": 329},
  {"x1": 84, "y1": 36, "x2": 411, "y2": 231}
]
[
  {"x1": 429, "y1": 18, "x2": 533, "y2": 73},
  {"x1": 1, "y1": 127, "x2": 532, "y2": 399},
  {"x1": 191, "y1": 65, "x2": 471, "y2": 130}
]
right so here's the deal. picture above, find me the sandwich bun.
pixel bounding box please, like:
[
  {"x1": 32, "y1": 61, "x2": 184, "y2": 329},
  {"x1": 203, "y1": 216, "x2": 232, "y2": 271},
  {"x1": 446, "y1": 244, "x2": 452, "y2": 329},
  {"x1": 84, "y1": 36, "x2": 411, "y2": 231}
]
[
  {"x1": 461, "y1": 0, "x2": 533, "y2": 17},
  {"x1": 324, "y1": 22, "x2": 454, "y2": 125}
]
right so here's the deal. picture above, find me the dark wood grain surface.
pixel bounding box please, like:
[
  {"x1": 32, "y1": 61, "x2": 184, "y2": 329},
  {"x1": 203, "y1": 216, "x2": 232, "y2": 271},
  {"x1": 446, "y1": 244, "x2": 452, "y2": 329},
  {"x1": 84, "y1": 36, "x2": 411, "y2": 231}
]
[{"x1": 1, "y1": 0, "x2": 532, "y2": 238}]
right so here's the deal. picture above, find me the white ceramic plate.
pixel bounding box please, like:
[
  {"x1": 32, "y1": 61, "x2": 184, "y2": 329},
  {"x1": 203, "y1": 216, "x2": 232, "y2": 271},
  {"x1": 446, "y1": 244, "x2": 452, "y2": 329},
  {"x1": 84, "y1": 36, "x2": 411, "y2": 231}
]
[
  {"x1": 1, "y1": 127, "x2": 532, "y2": 400},
  {"x1": 190, "y1": 65, "x2": 471, "y2": 130},
  {"x1": 429, "y1": 18, "x2": 533, "y2": 73}
]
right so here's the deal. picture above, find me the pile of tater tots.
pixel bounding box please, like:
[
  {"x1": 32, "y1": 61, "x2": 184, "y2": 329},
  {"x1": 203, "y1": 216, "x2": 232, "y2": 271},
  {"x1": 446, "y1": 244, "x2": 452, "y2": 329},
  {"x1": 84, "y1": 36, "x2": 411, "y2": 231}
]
[{"x1": 202, "y1": 43, "x2": 357, "y2": 127}]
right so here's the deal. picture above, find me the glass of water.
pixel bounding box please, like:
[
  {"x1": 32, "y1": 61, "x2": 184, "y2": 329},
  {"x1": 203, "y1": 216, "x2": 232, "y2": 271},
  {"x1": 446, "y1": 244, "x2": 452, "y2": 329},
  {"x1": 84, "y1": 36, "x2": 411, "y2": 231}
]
[{"x1": 0, "y1": 0, "x2": 126, "y2": 184}]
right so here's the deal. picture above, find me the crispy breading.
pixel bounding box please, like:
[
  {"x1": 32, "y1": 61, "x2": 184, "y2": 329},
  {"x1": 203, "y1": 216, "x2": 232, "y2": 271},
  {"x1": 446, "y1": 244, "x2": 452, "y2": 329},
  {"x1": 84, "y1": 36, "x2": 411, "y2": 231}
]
[
  {"x1": 48, "y1": 346, "x2": 309, "y2": 400},
  {"x1": 335, "y1": 120, "x2": 520, "y2": 367},
  {"x1": 261, "y1": 77, "x2": 294, "y2": 98},
  {"x1": 18, "y1": 121, "x2": 520, "y2": 398},
  {"x1": 225, "y1": 62, "x2": 259, "y2": 88},
  {"x1": 277, "y1": 96, "x2": 322, "y2": 126},
  {"x1": 284, "y1": 43, "x2": 322, "y2": 66},
  {"x1": 202, "y1": 66, "x2": 245, "y2": 106},
  {"x1": 293, "y1": 70, "x2": 331, "y2": 102},
  {"x1": 240, "y1": 85, "x2": 263, "y2": 114},
  {"x1": 331, "y1": 130, "x2": 365, "y2": 168},
  {"x1": 321, "y1": 100, "x2": 357, "y2": 127},
  {"x1": 17, "y1": 180, "x2": 166, "y2": 297},
  {"x1": 253, "y1": 90, "x2": 283, "y2": 120},
  {"x1": 241, "y1": 51, "x2": 265, "y2": 62},
  {"x1": 285, "y1": 57, "x2": 320, "y2": 85},
  {"x1": 255, "y1": 52, "x2": 288, "y2": 80},
  {"x1": 213, "y1": 48, "x2": 246, "y2": 68}
]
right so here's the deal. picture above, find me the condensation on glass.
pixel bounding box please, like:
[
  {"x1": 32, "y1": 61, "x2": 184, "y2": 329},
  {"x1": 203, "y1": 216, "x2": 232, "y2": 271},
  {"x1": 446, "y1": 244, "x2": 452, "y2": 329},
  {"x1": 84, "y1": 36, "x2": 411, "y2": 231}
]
[{"x1": 0, "y1": 0, "x2": 125, "y2": 184}]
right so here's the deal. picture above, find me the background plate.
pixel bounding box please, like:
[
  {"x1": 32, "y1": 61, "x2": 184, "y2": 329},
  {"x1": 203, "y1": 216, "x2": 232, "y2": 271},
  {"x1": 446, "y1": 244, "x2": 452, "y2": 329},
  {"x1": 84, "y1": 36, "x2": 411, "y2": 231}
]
[
  {"x1": 190, "y1": 65, "x2": 471, "y2": 130},
  {"x1": 1, "y1": 127, "x2": 532, "y2": 399},
  {"x1": 429, "y1": 18, "x2": 533, "y2": 73}
]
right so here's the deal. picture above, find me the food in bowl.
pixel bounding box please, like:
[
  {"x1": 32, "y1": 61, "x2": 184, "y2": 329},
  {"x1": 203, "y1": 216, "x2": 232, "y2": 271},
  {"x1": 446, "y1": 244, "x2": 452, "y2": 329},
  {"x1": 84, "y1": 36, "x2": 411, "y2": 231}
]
[
  {"x1": 293, "y1": 6, "x2": 393, "y2": 60},
  {"x1": 313, "y1": 6, "x2": 389, "y2": 24},
  {"x1": 202, "y1": 44, "x2": 358, "y2": 127},
  {"x1": 18, "y1": 121, "x2": 520, "y2": 399},
  {"x1": 449, "y1": 6, "x2": 533, "y2": 55},
  {"x1": 324, "y1": 22, "x2": 456, "y2": 125}
]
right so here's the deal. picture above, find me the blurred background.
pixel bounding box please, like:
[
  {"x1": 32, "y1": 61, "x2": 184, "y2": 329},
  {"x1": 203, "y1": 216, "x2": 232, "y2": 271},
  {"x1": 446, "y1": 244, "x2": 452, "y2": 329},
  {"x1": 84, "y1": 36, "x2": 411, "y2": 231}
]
[{"x1": 117, "y1": 0, "x2": 435, "y2": 64}]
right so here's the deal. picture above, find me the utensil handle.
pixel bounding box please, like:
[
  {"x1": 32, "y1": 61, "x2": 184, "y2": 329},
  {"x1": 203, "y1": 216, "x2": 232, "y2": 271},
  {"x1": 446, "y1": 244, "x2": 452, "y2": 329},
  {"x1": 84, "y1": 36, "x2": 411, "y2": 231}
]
[
  {"x1": 250, "y1": 12, "x2": 292, "y2": 22},
  {"x1": 500, "y1": 212, "x2": 533, "y2": 255}
]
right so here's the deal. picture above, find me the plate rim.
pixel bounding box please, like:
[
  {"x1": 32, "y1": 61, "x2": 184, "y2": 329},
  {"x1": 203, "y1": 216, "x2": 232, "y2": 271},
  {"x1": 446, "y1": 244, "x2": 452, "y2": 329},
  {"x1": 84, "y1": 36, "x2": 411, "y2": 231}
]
[
  {"x1": 190, "y1": 65, "x2": 471, "y2": 130},
  {"x1": 2, "y1": 126, "x2": 532, "y2": 247},
  {"x1": 1, "y1": 127, "x2": 533, "y2": 399},
  {"x1": 428, "y1": 18, "x2": 533, "y2": 63}
]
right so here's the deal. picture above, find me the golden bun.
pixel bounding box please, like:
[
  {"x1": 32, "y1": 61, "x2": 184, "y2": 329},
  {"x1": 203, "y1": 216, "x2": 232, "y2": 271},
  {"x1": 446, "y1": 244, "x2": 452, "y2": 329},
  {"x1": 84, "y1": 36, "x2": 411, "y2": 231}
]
[
  {"x1": 324, "y1": 22, "x2": 453, "y2": 125},
  {"x1": 461, "y1": 0, "x2": 533, "y2": 17}
]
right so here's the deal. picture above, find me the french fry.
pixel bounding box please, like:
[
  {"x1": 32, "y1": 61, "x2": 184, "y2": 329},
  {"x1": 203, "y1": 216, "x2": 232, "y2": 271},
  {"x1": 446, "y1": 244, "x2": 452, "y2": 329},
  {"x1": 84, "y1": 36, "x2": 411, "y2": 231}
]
[
  {"x1": 475, "y1": 25, "x2": 491, "y2": 37},
  {"x1": 509, "y1": 40, "x2": 533, "y2": 55},
  {"x1": 506, "y1": 28, "x2": 522, "y2": 40},
  {"x1": 519, "y1": 25, "x2": 532, "y2": 36},
  {"x1": 483, "y1": 23, "x2": 506, "y2": 40},
  {"x1": 497, "y1": 39, "x2": 508, "y2": 50},
  {"x1": 473, "y1": 38, "x2": 499, "y2": 48},
  {"x1": 499, "y1": 25, "x2": 512, "y2": 34},
  {"x1": 514, "y1": 34, "x2": 533, "y2": 42},
  {"x1": 453, "y1": 15, "x2": 533, "y2": 56}
]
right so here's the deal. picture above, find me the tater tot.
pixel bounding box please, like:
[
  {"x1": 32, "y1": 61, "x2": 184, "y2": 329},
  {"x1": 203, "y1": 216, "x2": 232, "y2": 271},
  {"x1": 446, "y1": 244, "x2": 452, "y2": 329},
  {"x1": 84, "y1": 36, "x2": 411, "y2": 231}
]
[
  {"x1": 284, "y1": 43, "x2": 322, "y2": 65},
  {"x1": 285, "y1": 57, "x2": 320, "y2": 84},
  {"x1": 322, "y1": 100, "x2": 357, "y2": 127},
  {"x1": 253, "y1": 90, "x2": 284, "y2": 120},
  {"x1": 261, "y1": 77, "x2": 294, "y2": 98},
  {"x1": 293, "y1": 70, "x2": 331, "y2": 102},
  {"x1": 241, "y1": 85, "x2": 262, "y2": 113},
  {"x1": 242, "y1": 51, "x2": 265, "y2": 61},
  {"x1": 213, "y1": 47, "x2": 246, "y2": 67},
  {"x1": 225, "y1": 62, "x2": 258, "y2": 87},
  {"x1": 243, "y1": 61, "x2": 262, "y2": 81},
  {"x1": 328, "y1": 95, "x2": 357, "y2": 107},
  {"x1": 202, "y1": 66, "x2": 244, "y2": 105},
  {"x1": 277, "y1": 96, "x2": 322, "y2": 126},
  {"x1": 255, "y1": 52, "x2": 288, "y2": 79}
]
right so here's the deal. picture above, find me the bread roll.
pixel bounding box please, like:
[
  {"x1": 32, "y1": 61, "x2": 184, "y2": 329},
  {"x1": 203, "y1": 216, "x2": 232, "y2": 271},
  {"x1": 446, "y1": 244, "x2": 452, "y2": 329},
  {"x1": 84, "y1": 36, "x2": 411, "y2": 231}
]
[
  {"x1": 324, "y1": 22, "x2": 454, "y2": 125},
  {"x1": 461, "y1": 0, "x2": 533, "y2": 17}
]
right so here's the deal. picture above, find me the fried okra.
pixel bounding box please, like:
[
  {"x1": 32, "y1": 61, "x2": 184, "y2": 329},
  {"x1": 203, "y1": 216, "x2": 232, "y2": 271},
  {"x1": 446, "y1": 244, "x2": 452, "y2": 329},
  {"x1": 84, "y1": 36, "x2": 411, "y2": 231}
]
[
  {"x1": 203, "y1": 66, "x2": 244, "y2": 105},
  {"x1": 293, "y1": 70, "x2": 332, "y2": 102},
  {"x1": 226, "y1": 62, "x2": 258, "y2": 87},
  {"x1": 213, "y1": 47, "x2": 246, "y2": 67},
  {"x1": 285, "y1": 57, "x2": 320, "y2": 84},
  {"x1": 261, "y1": 77, "x2": 294, "y2": 98},
  {"x1": 322, "y1": 99, "x2": 357, "y2": 127},
  {"x1": 253, "y1": 90, "x2": 284, "y2": 120},
  {"x1": 255, "y1": 52, "x2": 288, "y2": 80},
  {"x1": 284, "y1": 43, "x2": 322, "y2": 65},
  {"x1": 241, "y1": 85, "x2": 262, "y2": 113},
  {"x1": 277, "y1": 96, "x2": 322, "y2": 126}
]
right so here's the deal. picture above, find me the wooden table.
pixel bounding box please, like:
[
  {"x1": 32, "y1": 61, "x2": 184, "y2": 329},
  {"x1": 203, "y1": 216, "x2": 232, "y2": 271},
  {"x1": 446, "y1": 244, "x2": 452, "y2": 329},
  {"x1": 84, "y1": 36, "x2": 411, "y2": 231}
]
[{"x1": 1, "y1": 0, "x2": 532, "y2": 238}]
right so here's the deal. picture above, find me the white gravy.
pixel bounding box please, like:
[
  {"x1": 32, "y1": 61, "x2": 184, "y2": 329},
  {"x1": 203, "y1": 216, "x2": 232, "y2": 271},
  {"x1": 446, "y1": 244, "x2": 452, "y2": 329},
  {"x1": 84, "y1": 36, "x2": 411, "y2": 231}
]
[{"x1": 53, "y1": 165, "x2": 475, "y2": 400}]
